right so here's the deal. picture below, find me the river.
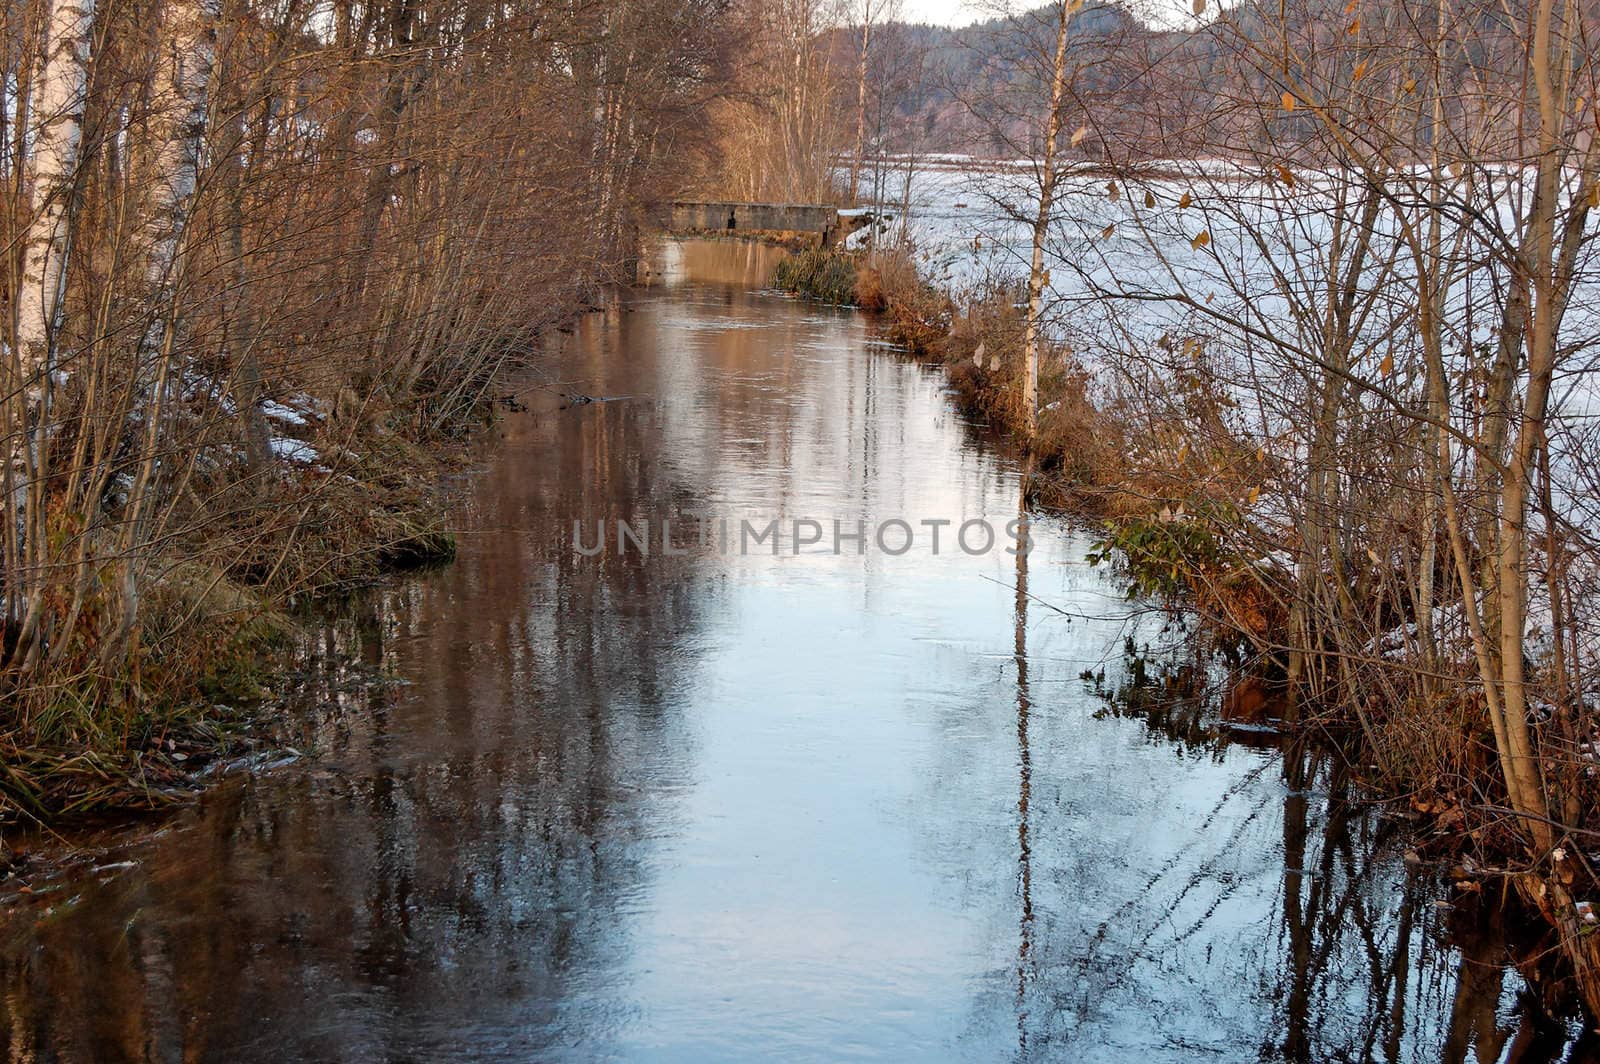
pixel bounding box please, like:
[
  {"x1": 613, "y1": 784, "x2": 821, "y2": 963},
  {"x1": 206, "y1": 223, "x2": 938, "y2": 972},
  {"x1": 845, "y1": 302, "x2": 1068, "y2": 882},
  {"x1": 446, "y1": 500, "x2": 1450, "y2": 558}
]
[{"x1": 0, "y1": 240, "x2": 1587, "y2": 1062}]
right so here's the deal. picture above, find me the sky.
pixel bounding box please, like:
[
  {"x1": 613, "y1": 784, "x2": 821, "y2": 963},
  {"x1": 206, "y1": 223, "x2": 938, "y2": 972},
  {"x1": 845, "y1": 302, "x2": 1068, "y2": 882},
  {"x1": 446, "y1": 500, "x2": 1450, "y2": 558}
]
[{"x1": 898, "y1": 0, "x2": 982, "y2": 23}]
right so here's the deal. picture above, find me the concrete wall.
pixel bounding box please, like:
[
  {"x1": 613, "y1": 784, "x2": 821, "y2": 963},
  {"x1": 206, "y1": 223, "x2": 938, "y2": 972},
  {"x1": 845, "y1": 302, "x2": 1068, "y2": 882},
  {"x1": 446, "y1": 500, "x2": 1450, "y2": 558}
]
[{"x1": 669, "y1": 201, "x2": 839, "y2": 234}]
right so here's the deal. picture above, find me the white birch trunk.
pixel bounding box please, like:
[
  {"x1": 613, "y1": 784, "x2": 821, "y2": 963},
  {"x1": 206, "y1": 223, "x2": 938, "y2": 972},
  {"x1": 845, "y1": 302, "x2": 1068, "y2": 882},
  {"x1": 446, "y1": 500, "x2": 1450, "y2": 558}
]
[
  {"x1": 848, "y1": 12, "x2": 871, "y2": 202},
  {"x1": 6, "y1": 0, "x2": 96, "y2": 650},
  {"x1": 13, "y1": 0, "x2": 97, "y2": 389},
  {"x1": 142, "y1": 0, "x2": 217, "y2": 290},
  {"x1": 1023, "y1": 0, "x2": 1076, "y2": 441}
]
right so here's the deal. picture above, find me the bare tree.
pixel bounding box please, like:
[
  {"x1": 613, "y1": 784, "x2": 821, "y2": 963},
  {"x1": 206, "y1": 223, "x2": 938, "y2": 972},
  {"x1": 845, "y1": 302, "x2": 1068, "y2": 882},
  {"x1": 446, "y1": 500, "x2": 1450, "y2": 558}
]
[
  {"x1": 845, "y1": 0, "x2": 900, "y2": 202},
  {"x1": 1021, "y1": 0, "x2": 1078, "y2": 441},
  {"x1": 0, "y1": 0, "x2": 734, "y2": 813}
]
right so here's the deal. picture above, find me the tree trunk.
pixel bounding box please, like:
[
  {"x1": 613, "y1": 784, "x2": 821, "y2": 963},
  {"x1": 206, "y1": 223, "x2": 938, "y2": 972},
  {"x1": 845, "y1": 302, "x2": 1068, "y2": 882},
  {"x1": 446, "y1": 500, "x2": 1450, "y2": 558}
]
[
  {"x1": 217, "y1": 0, "x2": 272, "y2": 477},
  {"x1": 4, "y1": 0, "x2": 97, "y2": 673},
  {"x1": 141, "y1": 0, "x2": 217, "y2": 290},
  {"x1": 848, "y1": 12, "x2": 871, "y2": 202},
  {"x1": 1022, "y1": 0, "x2": 1075, "y2": 442},
  {"x1": 111, "y1": 0, "x2": 217, "y2": 662},
  {"x1": 12, "y1": 0, "x2": 96, "y2": 389}
]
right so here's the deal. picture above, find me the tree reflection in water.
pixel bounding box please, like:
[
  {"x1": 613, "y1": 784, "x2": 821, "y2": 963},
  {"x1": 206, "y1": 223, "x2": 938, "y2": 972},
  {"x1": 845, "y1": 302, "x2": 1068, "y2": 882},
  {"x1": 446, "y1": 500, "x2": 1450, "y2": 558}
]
[{"x1": 1081, "y1": 655, "x2": 1593, "y2": 1062}]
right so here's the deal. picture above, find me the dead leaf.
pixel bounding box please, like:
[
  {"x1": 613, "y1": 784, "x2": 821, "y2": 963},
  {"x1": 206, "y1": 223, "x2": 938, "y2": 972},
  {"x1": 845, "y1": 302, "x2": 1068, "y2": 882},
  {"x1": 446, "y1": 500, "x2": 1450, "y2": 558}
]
[
  {"x1": 1107, "y1": 181, "x2": 1121, "y2": 202},
  {"x1": 1379, "y1": 352, "x2": 1394, "y2": 376},
  {"x1": 1353, "y1": 59, "x2": 1368, "y2": 80},
  {"x1": 1191, "y1": 230, "x2": 1211, "y2": 249},
  {"x1": 1282, "y1": 92, "x2": 1297, "y2": 111},
  {"x1": 1192, "y1": 0, "x2": 1206, "y2": 13},
  {"x1": 1178, "y1": 191, "x2": 1192, "y2": 208},
  {"x1": 1276, "y1": 164, "x2": 1296, "y2": 188},
  {"x1": 1101, "y1": 223, "x2": 1115, "y2": 239},
  {"x1": 1403, "y1": 77, "x2": 1417, "y2": 93},
  {"x1": 1071, "y1": 125, "x2": 1088, "y2": 147},
  {"x1": 1144, "y1": 189, "x2": 1156, "y2": 208}
]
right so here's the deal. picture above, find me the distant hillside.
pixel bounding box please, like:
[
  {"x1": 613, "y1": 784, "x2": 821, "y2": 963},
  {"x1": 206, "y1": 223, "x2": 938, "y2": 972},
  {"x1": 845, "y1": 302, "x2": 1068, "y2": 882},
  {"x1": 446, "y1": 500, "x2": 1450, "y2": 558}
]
[
  {"x1": 828, "y1": 0, "x2": 1552, "y2": 162},
  {"x1": 825, "y1": 3, "x2": 1218, "y2": 160}
]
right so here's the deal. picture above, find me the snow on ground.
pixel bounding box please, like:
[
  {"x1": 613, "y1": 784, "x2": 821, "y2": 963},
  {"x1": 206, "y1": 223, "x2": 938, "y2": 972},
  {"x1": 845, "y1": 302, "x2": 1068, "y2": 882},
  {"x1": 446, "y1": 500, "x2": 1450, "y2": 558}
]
[
  {"x1": 870, "y1": 158, "x2": 1600, "y2": 461},
  {"x1": 261, "y1": 399, "x2": 312, "y2": 426},
  {"x1": 269, "y1": 436, "x2": 319, "y2": 464},
  {"x1": 865, "y1": 158, "x2": 1600, "y2": 671}
]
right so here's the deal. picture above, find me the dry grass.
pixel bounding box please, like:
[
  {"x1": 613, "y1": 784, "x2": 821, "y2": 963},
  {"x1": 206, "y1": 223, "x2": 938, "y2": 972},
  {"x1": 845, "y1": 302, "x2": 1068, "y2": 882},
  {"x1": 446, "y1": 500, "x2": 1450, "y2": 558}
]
[{"x1": 0, "y1": 393, "x2": 477, "y2": 829}]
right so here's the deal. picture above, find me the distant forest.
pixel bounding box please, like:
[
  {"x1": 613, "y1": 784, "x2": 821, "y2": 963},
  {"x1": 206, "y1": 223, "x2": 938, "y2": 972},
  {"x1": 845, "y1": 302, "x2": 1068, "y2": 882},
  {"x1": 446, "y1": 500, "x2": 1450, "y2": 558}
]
[{"x1": 827, "y1": 0, "x2": 1544, "y2": 161}]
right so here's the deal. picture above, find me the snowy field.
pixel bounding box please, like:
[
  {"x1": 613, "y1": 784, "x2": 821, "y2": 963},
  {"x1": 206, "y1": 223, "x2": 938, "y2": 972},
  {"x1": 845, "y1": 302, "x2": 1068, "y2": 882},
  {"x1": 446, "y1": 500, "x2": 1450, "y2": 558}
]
[
  {"x1": 850, "y1": 156, "x2": 1600, "y2": 669},
  {"x1": 855, "y1": 155, "x2": 1600, "y2": 486}
]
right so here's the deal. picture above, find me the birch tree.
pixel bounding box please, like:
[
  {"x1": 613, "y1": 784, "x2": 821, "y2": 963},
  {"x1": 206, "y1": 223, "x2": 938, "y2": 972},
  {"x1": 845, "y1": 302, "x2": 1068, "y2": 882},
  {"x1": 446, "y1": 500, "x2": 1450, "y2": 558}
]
[
  {"x1": 846, "y1": 0, "x2": 899, "y2": 203},
  {"x1": 1022, "y1": 0, "x2": 1077, "y2": 441},
  {"x1": 11, "y1": 0, "x2": 95, "y2": 391},
  {"x1": 4, "y1": 0, "x2": 96, "y2": 673}
]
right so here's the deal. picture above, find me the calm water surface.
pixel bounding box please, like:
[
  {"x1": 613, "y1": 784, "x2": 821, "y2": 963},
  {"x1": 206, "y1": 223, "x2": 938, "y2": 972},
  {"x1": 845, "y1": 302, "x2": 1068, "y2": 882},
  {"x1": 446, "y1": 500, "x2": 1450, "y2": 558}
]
[{"x1": 0, "y1": 241, "x2": 1588, "y2": 1062}]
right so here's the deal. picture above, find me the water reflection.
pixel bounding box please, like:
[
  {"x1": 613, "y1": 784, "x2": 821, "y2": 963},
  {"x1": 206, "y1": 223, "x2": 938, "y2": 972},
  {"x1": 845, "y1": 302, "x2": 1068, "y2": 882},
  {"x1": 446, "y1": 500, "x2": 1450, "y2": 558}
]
[
  {"x1": 0, "y1": 240, "x2": 1591, "y2": 1062},
  {"x1": 1086, "y1": 656, "x2": 1591, "y2": 1062},
  {"x1": 1014, "y1": 478, "x2": 1035, "y2": 1061}
]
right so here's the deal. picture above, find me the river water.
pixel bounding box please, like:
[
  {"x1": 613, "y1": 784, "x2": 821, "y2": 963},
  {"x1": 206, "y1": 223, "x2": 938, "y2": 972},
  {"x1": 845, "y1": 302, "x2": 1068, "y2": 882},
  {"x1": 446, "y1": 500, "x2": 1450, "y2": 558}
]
[{"x1": 0, "y1": 240, "x2": 1588, "y2": 1062}]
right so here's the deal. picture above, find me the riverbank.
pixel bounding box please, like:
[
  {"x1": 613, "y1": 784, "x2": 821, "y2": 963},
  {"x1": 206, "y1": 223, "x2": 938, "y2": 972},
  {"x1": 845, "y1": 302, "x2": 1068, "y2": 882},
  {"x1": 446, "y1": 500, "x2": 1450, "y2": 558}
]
[
  {"x1": 772, "y1": 240, "x2": 1600, "y2": 1024},
  {"x1": 0, "y1": 305, "x2": 597, "y2": 838},
  {"x1": 775, "y1": 245, "x2": 1126, "y2": 505}
]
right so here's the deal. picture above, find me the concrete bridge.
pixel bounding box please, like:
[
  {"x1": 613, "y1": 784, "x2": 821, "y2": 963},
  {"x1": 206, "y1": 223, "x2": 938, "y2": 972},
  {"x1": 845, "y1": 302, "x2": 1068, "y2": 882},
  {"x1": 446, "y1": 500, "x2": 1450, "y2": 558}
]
[{"x1": 663, "y1": 201, "x2": 886, "y2": 247}]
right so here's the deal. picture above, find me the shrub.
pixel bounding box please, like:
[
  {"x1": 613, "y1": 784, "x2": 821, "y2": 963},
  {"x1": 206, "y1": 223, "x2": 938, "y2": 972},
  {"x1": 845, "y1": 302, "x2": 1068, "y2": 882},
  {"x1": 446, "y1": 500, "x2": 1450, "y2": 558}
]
[{"x1": 771, "y1": 247, "x2": 860, "y2": 305}]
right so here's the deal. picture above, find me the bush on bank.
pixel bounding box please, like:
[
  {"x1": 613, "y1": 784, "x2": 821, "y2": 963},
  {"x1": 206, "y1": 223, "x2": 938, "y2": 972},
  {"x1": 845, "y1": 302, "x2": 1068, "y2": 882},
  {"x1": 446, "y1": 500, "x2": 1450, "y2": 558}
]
[{"x1": 0, "y1": 385, "x2": 478, "y2": 828}]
